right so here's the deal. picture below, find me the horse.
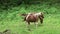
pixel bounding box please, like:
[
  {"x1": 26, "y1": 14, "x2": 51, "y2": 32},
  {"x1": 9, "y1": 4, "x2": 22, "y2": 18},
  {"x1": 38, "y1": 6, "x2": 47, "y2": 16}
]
[{"x1": 21, "y1": 12, "x2": 44, "y2": 30}]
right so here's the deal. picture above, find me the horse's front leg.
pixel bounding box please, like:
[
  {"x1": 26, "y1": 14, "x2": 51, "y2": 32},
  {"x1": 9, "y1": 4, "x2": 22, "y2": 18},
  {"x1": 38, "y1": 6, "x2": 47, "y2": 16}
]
[
  {"x1": 34, "y1": 22, "x2": 38, "y2": 28},
  {"x1": 27, "y1": 22, "x2": 30, "y2": 31},
  {"x1": 40, "y1": 17, "x2": 43, "y2": 24}
]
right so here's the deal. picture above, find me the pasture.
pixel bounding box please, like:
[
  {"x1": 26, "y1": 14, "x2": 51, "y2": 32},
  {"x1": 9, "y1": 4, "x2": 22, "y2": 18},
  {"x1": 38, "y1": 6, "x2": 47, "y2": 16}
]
[{"x1": 0, "y1": 3, "x2": 60, "y2": 34}]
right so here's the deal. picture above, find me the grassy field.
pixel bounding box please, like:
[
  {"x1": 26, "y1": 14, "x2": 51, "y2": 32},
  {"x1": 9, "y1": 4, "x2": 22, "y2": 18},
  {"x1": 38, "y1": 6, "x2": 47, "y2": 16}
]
[{"x1": 0, "y1": 3, "x2": 60, "y2": 34}]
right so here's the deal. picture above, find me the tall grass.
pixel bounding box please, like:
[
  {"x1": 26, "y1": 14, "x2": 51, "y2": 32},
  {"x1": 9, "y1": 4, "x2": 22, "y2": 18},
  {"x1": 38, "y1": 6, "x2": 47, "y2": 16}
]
[{"x1": 0, "y1": 2, "x2": 60, "y2": 34}]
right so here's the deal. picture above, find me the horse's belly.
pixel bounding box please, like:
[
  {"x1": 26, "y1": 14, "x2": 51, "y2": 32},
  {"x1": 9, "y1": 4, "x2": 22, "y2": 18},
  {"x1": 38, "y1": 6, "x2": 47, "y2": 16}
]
[
  {"x1": 29, "y1": 19, "x2": 36, "y2": 22},
  {"x1": 28, "y1": 17, "x2": 38, "y2": 22}
]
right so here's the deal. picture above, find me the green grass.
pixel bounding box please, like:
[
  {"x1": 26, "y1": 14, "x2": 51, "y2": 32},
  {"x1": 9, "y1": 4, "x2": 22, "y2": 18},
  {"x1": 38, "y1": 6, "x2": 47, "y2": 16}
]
[
  {"x1": 0, "y1": 3, "x2": 60, "y2": 34},
  {"x1": 0, "y1": 14, "x2": 60, "y2": 34}
]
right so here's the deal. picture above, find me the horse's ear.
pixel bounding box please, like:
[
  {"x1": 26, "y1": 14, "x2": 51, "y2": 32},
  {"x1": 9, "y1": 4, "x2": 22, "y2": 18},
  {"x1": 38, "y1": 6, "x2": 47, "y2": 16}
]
[{"x1": 41, "y1": 12, "x2": 44, "y2": 18}]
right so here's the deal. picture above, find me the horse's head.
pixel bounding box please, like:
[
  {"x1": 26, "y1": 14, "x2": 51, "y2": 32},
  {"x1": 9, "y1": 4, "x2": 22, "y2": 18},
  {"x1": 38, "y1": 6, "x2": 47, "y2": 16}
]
[
  {"x1": 33, "y1": 12, "x2": 44, "y2": 24},
  {"x1": 36, "y1": 12, "x2": 44, "y2": 18}
]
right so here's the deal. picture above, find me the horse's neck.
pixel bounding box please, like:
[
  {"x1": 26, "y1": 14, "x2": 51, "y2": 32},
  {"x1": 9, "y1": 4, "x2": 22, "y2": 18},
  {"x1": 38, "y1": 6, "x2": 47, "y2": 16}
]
[{"x1": 34, "y1": 13, "x2": 41, "y2": 16}]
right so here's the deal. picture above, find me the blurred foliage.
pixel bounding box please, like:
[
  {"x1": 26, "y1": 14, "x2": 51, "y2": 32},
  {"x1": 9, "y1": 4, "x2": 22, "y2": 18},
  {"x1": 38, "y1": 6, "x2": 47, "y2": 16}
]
[
  {"x1": 0, "y1": 0, "x2": 60, "y2": 10},
  {"x1": 0, "y1": 0, "x2": 60, "y2": 21}
]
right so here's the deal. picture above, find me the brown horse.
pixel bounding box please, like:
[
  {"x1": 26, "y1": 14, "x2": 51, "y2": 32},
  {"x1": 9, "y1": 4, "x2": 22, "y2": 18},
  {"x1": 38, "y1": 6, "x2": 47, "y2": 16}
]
[{"x1": 21, "y1": 12, "x2": 44, "y2": 30}]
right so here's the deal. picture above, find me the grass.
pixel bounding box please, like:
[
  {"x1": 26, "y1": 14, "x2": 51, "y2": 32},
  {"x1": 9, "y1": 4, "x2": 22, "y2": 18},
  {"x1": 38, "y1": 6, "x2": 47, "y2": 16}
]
[
  {"x1": 0, "y1": 3, "x2": 60, "y2": 34},
  {"x1": 0, "y1": 14, "x2": 60, "y2": 34}
]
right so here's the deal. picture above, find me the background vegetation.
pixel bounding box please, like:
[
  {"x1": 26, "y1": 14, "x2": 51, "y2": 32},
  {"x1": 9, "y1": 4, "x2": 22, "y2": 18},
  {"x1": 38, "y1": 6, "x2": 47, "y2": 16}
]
[{"x1": 0, "y1": 0, "x2": 60, "y2": 34}]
